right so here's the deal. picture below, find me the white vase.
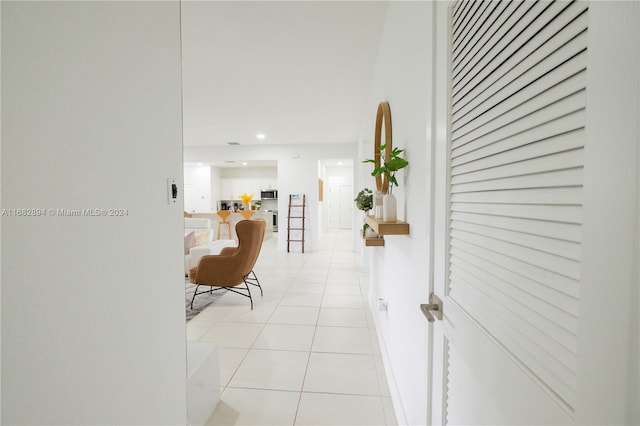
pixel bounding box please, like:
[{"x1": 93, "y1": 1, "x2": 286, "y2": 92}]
[
  {"x1": 383, "y1": 193, "x2": 397, "y2": 222},
  {"x1": 373, "y1": 191, "x2": 384, "y2": 219},
  {"x1": 365, "y1": 227, "x2": 377, "y2": 238}
]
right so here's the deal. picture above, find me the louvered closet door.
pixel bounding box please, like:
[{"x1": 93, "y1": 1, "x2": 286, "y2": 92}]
[
  {"x1": 429, "y1": 0, "x2": 639, "y2": 424},
  {"x1": 450, "y1": 0, "x2": 587, "y2": 410}
]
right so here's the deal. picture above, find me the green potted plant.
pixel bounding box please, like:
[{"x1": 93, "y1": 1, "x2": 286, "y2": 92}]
[
  {"x1": 354, "y1": 188, "x2": 373, "y2": 212},
  {"x1": 363, "y1": 143, "x2": 408, "y2": 221},
  {"x1": 363, "y1": 143, "x2": 409, "y2": 194},
  {"x1": 354, "y1": 188, "x2": 376, "y2": 238}
]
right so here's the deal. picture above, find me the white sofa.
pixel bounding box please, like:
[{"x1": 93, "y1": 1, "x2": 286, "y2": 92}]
[
  {"x1": 185, "y1": 239, "x2": 237, "y2": 273},
  {"x1": 184, "y1": 217, "x2": 237, "y2": 274},
  {"x1": 185, "y1": 218, "x2": 214, "y2": 245},
  {"x1": 189, "y1": 212, "x2": 273, "y2": 241}
]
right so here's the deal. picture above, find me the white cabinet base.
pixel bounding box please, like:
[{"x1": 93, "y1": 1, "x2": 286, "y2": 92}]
[{"x1": 187, "y1": 341, "x2": 220, "y2": 426}]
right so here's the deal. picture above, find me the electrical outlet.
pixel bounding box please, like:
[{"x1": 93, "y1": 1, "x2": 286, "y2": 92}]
[{"x1": 378, "y1": 298, "x2": 388, "y2": 312}]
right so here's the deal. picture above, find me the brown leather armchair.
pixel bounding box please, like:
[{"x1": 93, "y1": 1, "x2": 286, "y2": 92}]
[{"x1": 188, "y1": 219, "x2": 266, "y2": 309}]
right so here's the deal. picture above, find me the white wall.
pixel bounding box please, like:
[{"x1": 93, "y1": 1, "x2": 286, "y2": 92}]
[
  {"x1": 0, "y1": 2, "x2": 3, "y2": 419},
  {"x1": 219, "y1": 167, "x2": 277, "y2": 179},
  {"x1": 184, "y1": 165, "x2": 212, "y2": 212},
  {"x1": 362, "y1": 2, "x2": 640, "y2": 425},
  {"x1": 185, "y1": 143, "x2": 356, "y2": 166},
  {"x1": 357, "y1": 2, "x2": 433, "y2": 424},
  {"x1": 278, "y1": 157, "x2": 320, "y2": 252},
  {"x1": 1, "y1": 2, "x2": 187, "y2": 424}
]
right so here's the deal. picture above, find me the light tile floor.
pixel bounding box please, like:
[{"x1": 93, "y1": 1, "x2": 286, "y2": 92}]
[{"x1": 187, "y1": 230, "x2": 397, "y2": 426}]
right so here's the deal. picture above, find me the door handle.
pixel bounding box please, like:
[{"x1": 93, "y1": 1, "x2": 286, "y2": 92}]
[{"x1": 420, "y1": 293, "x2": 443, "y2": 322}]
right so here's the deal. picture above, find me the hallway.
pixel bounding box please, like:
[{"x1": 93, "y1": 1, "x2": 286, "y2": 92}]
[{"x1": 186, "y1": 230, "x2": 396, "y2": 425}]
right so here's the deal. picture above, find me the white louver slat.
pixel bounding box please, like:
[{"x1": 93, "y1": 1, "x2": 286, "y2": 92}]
[
  {"x1": 448, "y1": 0, "x2": 587, "y2": 410},
  {"x1": 453, "y1": 8, "x2": 588, "y2": 124}
]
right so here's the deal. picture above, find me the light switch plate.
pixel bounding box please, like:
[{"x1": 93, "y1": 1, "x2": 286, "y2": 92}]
[{"x1": 167, "y1": 177, "x2": 177, "y2": 204}]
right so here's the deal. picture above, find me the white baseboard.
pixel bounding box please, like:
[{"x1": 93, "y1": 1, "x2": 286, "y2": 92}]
[{"x1": 368, "y1": 296, "x2": 409, "y2": 426}]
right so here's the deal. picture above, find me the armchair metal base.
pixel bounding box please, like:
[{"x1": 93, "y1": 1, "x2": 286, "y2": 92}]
[
  {"x1": 190, "y1": 272, "x2": 263, "y2": 310},
  {"x1": 244, "y1": 270, "x2": 263, "y2": 296}
]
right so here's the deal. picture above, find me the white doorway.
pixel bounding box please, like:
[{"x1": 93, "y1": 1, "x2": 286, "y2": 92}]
[
  {"x1": 321, "y1": 160, "x2": 354, "y2": 231},
  {"x1": 327, "y1": 177, "x2": 352, "y2": 230},
  {"x1": 338, "y1": 184, "x2": 353, "y2": 228}
]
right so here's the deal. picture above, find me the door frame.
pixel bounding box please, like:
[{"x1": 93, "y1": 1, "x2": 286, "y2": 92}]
[
  {"x1": 428, "y1": 1, "x2": 640, "y2": 424},
  {"x1": 428, "y1": 2, "x2": 453, "y2": 423}
]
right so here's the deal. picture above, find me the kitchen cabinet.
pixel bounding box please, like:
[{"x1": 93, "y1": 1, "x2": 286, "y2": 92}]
[
  {"x1": 247, "y1": 179, "x2": 261, "y2": 199},
  {"x1": 260, "y1": 178, "x2": 277, "y2": 191},
  {"x1": 220, "y1": 178, "x2": 267, "y2": 201},
  {"x1": 221, "y1": 178, "x2": 241, "y2": 201}
]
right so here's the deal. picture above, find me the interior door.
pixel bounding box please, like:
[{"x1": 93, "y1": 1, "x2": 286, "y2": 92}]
[
  {"x1": 327, "y1": 181, "x2": 339, "y2": 229},
  {"x1": 327, "y1": 177, "x2": 352, "y2": 230},
  {"x1": 338, "y1": 184, "x2": 353, "y2": 229},
  {"x1": 429, "y1": 1, "x2": 639, "y2": 424}
]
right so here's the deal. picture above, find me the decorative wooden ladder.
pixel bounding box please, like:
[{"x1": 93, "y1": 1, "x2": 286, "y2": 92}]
[{"x1": 286, "y1": 194, "x2": 306, "y2": 253}]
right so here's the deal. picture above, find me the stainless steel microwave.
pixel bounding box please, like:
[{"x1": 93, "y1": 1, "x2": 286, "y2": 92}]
[{"x1": 261, "y1": 190, "x2": 278, "y2": 199}]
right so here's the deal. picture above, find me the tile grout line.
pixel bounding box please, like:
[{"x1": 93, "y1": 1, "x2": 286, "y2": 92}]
[
  {"x1": 292, "y1": 258, "x2": 325, "y2": 426},
  {"x1": 199, "y1": 230, "x2": 394, "y2": 425}
]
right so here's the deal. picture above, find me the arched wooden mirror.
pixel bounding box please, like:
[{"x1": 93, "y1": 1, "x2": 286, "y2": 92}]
[{"x1": 374, "y1": 101, "x2": 393, "y2": 194}]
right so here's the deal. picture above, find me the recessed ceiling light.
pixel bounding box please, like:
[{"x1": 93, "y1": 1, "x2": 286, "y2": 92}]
[
  {"x1": 337, "y1": 161, "x2": 343, "y2": 166},
  {"x1": 242, "y1": 162, "x2": 248, "y2": 166},
  {"x1": 197, "y1": 163, "x2": 203, "y2": 166},
  {"x1": 256, "y1": 133, "x2": 266, "y2": 140}
]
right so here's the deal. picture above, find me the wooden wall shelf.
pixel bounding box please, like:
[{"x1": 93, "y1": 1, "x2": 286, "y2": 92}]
[
  {"x1": 365, "y1": 215, "x2": 410, "y2": 236},
  {"x1": 360, "y1": 230, "x2": 385, "y2": 247},
  {"x1": 365, "y1": 237, "x2": 385, "y2": 247}
]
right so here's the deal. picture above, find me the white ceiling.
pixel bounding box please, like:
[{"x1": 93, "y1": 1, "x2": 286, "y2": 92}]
[
  {"x1": 185, "y1": 158, "x2": 352, "y2": 169},
  {"x1": 180, "y1": 1, "x2": 388, "y2": 149},
  {"x1": 184, "y1": 159, "x2": 278, "y2": 168}
]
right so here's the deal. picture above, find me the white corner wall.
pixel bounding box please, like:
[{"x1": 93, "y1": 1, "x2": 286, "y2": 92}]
[
  {"x1": 278, "y1": 157, "x2": 320, "y2": 252},
  {"x1": 358, "y1": 2, "x2": 434, "y2": 425},
  {"x1": 1, "y1": 2, "x2": 187, "y2": 424},
  {"x1": 0, "y1": 2, "x2": 3, "y2": 419}
]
